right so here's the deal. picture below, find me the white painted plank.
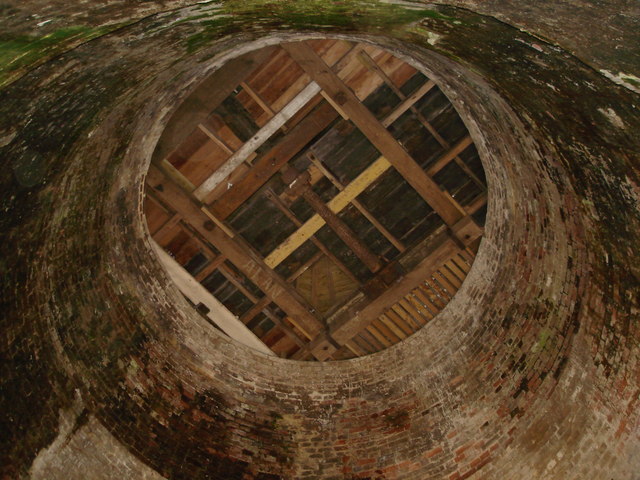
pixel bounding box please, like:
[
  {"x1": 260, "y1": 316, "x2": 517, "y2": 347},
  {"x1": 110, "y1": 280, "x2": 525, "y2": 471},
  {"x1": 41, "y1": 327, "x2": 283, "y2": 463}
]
[
  {"x1": 193, "y1": 81, "x2": 321, "y2": 200},
  {"x1": 152, "y1": 241, "x2": 275, "y2": 356}
]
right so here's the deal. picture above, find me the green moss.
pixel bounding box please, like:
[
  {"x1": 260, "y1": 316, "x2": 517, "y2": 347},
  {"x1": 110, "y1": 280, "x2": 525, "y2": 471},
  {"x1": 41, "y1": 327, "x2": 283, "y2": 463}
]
[
  {"x1": 182, "y1": 0, "x2": 456, "y2": 53},
  {"x1": 0, "y1": 24, "x2": 123, "y2": 88},
  {"x1": 532, "y1": 328, "x2": 552, "y2": 353}
]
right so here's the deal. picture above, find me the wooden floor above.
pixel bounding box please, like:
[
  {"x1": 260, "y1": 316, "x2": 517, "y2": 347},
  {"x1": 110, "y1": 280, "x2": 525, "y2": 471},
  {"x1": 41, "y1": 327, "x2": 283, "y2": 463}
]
[{"x1": 144, "y1": 38, "x2": 487, "y2": 360}]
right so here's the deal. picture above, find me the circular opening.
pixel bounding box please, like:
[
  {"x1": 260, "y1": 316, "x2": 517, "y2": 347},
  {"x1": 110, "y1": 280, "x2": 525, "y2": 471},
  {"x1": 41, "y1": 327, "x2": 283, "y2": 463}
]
[{"x1": 143, "y1": 38, "x2": 487, "y2": 361}]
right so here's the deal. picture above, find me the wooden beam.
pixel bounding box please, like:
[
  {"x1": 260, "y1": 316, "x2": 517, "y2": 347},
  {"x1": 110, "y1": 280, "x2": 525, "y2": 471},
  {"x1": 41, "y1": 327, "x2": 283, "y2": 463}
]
[
  {"x1": 239, "y1": 296, "x2": 271, "y2": 325},
  {"x1": 282, "y1": 42, "x2": 464, "y2": 227},
  {"x1": 146, "y1": 164, "x2": 325, "y2": 342},
  {"x1": 308, "y1": 152, "x2": 406, "y2": 252},
  {"x1": 153, "y1": 213, "x2": 182, "y2": 246},
  {"x1": 264, "y1": 156, "x2": 391, "y2": 268},
  {"x1": 358, "y1": 50, "x2": 486, "y2": 192},
  {"x1": 206, "y1": 43, "x2": 378, "y2": 220},
  {"x1": 208, "y1": 101, "x2": 339, "y2": 219},
  {"x1": 240, "y1": 81, "x2": 276, "y2": 119},
  {"x1": 300, "y1": 185, "x2": 383, "y2": 273},
  {"x1": 193, "y1": 81, "x2": 322, "y2": 201},
  {"x1": 152, "y1": 241, "x2": 275, "y2": 356},
  {"x1": 426, "y1": 136, "x2": 473, "y2": 176},
  {"x1": 194, "y1": 254, "x2": 227, "y2": 282}
]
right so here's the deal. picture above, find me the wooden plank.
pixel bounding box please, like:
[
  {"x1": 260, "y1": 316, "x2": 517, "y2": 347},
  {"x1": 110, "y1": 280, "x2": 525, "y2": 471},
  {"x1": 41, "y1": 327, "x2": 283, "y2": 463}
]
[
  {"x1": 208, "y1": 101, "x2": 339, "y2": 219},
  {"x1": 412, "y1": 288, "x2": 440, "y2": 316},
  {"x1": 391, "y1": 303, "x2": 421, "y2": 330},
  {"x1": 147, "y1": 164, "x2": 325, "y2": 342},
  {"x1": 264, "y1": 156, "x2": 391, "y2": 268},
  {"x1": 372, "y1": 319, "x2": 399, "y2": 343},
  {"x1": 405, "y1": 294, "x2": 433, "y2": 323},
  {"x1": 193, "y1": 81, "x2": 322, "y2": 201},
  {"x1": 366, "y1": 324, "x2": 391, "y2": 347},
  {"x1": 308, "y1": 153, "x2": 406, "y2": 252},
  {"x1": 301, "y1": 186, "x2": 383, "y2": 273},
  {"x1": 282, "y1": 41, "x2": 464, "y2": 227},
  {"x1": 152, "y1": 241, "x2": 275, "y2": 356},
  {"x1": 152, "y1": 47, "x2": 275, "y2": 163},
  {"x1": 379, "y1": 314, "x2": 407, "y2": 339},
  {"x1": 384, "y1": 310, "x2": 414, "y2": 336}
]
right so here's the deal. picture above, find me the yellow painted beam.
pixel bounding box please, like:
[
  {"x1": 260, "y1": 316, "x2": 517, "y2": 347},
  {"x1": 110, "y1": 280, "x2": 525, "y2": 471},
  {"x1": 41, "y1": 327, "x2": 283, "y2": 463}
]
[{"x1": 264, "y1": 156, "x2": 391, "y2": 268}]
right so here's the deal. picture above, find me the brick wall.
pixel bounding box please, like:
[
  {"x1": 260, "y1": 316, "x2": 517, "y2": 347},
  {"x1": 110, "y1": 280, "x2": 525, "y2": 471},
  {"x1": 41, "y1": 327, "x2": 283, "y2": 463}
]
[{"x1": 1, "y1": 2, "x2": 638, "y2": 479}]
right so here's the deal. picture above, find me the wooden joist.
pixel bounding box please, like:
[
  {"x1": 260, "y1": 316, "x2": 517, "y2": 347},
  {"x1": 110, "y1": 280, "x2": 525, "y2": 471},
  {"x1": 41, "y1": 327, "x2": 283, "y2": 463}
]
[
  {"x1": 264, "y1": 189, "x2": 361, "y2": 285},
  {"x1": 282, "y1": 41, "x2": 465, "y2": 227},
  {"x1": 147, "y1": 164, "x2": 325, "y2": 343},
  {"x1": 193, "y1": 81, "x2": 322, "y2": 201},
  {"x1": 308, "y1": 152, "x2": 406, "y2": 252},
  {"x1": 300, "y1": 184, "x2": 383, "y2": 273},
  {"x1": 381, "y1": 79, "x2": 436, "y2": 127}
]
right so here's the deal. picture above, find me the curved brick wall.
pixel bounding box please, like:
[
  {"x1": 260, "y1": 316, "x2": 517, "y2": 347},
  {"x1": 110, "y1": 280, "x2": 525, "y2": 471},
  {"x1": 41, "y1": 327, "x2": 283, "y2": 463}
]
[{"x1": 1, "y1": 2, "x2": 638, "y2": 479}]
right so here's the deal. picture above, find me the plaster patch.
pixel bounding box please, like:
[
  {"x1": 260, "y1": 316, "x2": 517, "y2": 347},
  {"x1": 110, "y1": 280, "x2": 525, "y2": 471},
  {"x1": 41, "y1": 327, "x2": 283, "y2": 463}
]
[
  {"x1": 599, "y1": 70, "x2": 640, "y2": 94},
  {"x1": 597, "y1": 107, "x2": 626, "y2": 129},
  {"x1": 426, "y1": 31, "x2": 441, "y2": 46}
]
